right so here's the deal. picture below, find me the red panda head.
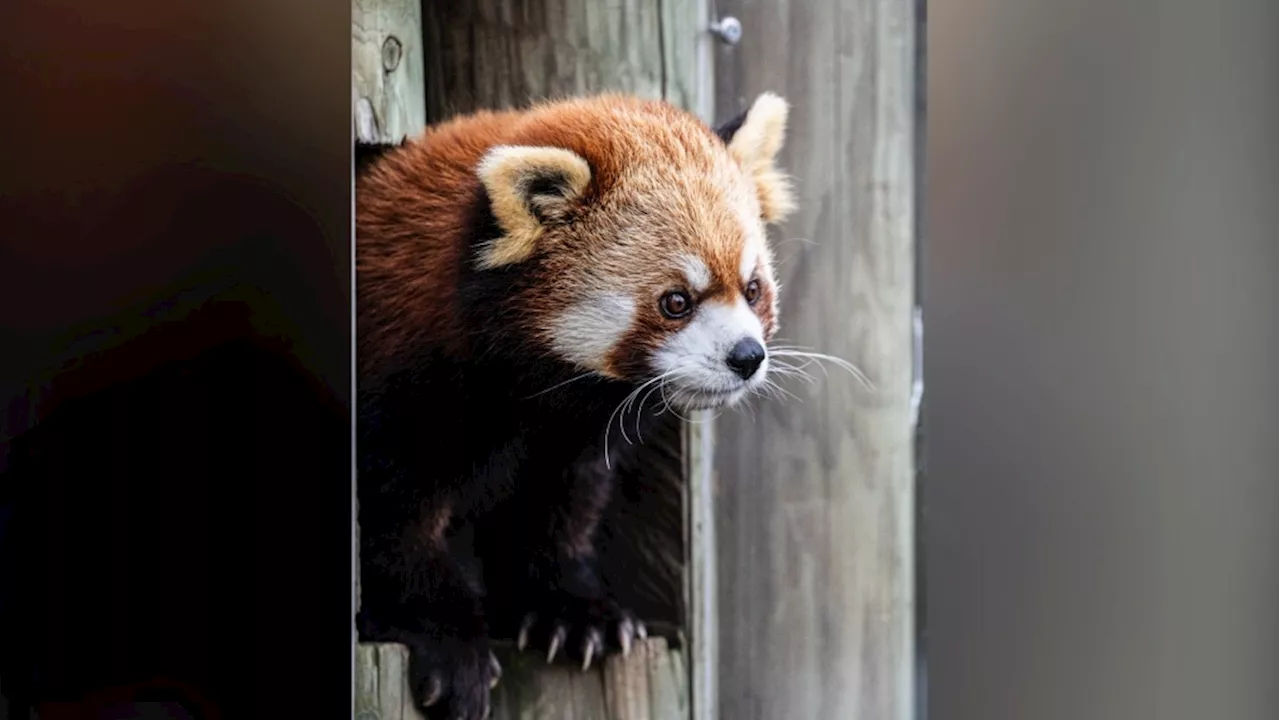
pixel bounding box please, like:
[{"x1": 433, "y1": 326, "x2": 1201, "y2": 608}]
[{"x1": 474, "y1": 93, "x2": 796, "y2": 411}]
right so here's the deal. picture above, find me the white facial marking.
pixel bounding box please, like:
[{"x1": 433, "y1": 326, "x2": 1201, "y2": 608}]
[
  {"x1": 679, "y1": 254, "x2": 713, "y2": 292},
  {"x1": 739, "y1": 244, "x2": 758, "y2": 283},
  {"x1": 653, "y1": 296, "x2": 767, "y2": 410},
  {"x1": 549, "y1": 292, "x2": 635, "y2": 370},
  {"x1": 734, "y1": 200, "x2": 767, "y2": 283}
]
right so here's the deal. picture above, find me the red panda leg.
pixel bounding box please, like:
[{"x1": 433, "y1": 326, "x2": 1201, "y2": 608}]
[
  {"x1": 513, "y1": 453, "x2": 647, "y2": 669},
  {"x1": 358, "y1": 500, "x2": 500, "y2": 719}
]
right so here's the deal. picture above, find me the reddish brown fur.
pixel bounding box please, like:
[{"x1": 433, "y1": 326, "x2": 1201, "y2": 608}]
[
  {"x1": 416, "y1": 502, "x2": 453, "y2": 553},
  {"x1": 356, "y1": 109, "x2": 518, "y2": 371},
  {"x1": 356, "y1": 94, "x2": 774, "y2": 380}
]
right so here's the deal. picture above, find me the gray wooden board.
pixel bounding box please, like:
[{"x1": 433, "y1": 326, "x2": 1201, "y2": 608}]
[
  {"x1": 710, "y1": 0, "x2": 918, "y2": 718},
  {"x1": 352, "y1": 0, "x2": 427, "y2": 143},
  {"x1": 356, "y1": 640, "x2": 687, "y2": 720},
  {"x1": 422, "y1": 0, "x2": 667, "y2": 119}
]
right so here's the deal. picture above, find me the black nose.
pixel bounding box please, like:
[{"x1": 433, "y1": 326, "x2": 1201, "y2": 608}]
[{"x1": 725, "y1": 338, "x2": 766, "y2": 380}]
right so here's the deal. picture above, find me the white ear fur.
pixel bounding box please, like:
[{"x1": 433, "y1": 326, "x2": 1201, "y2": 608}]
[
  {"x1": 475, "y1": 145, "x2": 592, "y2": 269},
  {"x1": 727, "y1": 93, "x2": 796, "y2": 223}
]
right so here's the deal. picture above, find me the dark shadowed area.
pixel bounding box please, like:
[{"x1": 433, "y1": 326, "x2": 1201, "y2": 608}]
[{"x1": 0, "y1": 2, "x2": 353, "y2": 718}]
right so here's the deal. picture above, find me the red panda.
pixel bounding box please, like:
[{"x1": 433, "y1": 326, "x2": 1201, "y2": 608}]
[{"x1": 355, "y1": 92, "x2": 794, "y2": 720}]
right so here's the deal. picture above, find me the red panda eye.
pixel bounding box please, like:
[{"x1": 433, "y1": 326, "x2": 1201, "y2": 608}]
[
  {"x1": 659, "y1": 291, "x2": 693, "y2": 319},
  {"x1": 745, "y1": 279, "x2": 762, "y2": 305}
]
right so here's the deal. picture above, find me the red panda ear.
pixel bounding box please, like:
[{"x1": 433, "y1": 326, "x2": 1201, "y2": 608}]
[
  {"x1": 724, "y1": 93, "x2": 797, "y2": 224},
  {"x1": 474, "y1": 145, "x2": 592, "y2": 269}
]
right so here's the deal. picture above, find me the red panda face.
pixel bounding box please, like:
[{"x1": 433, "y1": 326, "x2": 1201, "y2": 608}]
[{"x1": 474, "y1": 93, "x2": 795, "y2": 411}]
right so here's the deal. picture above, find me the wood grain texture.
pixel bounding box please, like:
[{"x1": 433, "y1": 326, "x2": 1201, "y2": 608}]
[
  {"x1": 421, "y1": 0, "x2": 666, "y2": 119},
  {"x1": 711, "y1": 0, "x2": 918, "y2": 719},
  {"x1": 664, "y1": 5, "x2": 719, "y2": 720},
  {"x1": 356, "y1": 640, "x2": 687, "y2": 720},
  {"x1": 352, "y1": 0, "x2": 427, "y2": 142}
]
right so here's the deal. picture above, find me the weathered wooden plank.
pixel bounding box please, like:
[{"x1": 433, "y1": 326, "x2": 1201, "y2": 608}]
[
  {"x1": 421, "y1": 0, "x2": 668, "y2": 120},
  {"x1": 661, "y1": 3, "x2": 721, "y2": 719},
  {"x1": 711, "y1": 0, "x2": 918, "y2": 719},
  {"x1": 352, "y1": 0, "x2": 427, "y2": 143},
  {"x1": 659, "y1": 0, "x2": 715, "y2": 120},
  {"x1": 683, "y1": 416, "x2": 718, "y2": 720},
  {"x1": 357, "y1": 640, "x2": 686, "y2": 720},
  {"x1": 601, "y1": 638, "x2": 652, "y2": 719},
  {"x1": 353, "y1": 643, "x2": 430, "y2": 720}
]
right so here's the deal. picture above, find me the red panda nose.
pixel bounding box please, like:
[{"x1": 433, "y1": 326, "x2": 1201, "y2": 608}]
[{"x1": 725, "y1": 338, "x2": 766, "y2": 380}]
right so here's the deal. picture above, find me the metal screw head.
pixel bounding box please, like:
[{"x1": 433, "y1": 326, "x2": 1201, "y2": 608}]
[{"x1": 710, "y1": 16, "x2": 743, "y2": 45}]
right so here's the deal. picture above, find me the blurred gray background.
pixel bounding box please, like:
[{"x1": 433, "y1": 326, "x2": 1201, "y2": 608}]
[{"x1": 926, "y1": 0, "x2": 1275, "y2": 718}]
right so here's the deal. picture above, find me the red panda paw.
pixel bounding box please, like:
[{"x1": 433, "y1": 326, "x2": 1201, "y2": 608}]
[
  {"x1": 406, "y1": 634, "x2": 501, "y2": 720},
  {"x1": 514, "y1": 597, "x2": 647, "y2": 671}
]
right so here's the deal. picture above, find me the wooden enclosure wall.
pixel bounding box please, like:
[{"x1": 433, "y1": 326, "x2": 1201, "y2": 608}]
[
  {"x1": 709, "y1": 1, "x2": 918, "y2": 719},
  {"x1": 352, "y1": 0, "x2": 427, "y2": 144},
  {"x1": 352, "y1": 1, "x2": 713, "y2": 718}
]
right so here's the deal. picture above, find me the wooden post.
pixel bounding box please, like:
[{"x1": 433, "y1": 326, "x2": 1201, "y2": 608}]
[
  {"x1": 356, "y1": 639, "x2": 687, "y2": 720},
  {"x1": 420, "y1": 0, "x2": 666, "y2": 120},
  {"x1": 352, "y1": 0, "x2": 426, "y2": 143},
  {"x1": 710, "y1": 1, "x2": 918, "y2": 719},
  {"x1": 352, "y1": 1, "x2": 708, "y2": 718}
]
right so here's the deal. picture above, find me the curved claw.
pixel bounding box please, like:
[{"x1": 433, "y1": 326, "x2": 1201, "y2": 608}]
[
  {"x1": 420, "y1": 673, "x2": 443, "y2": 708},
  {"x1": 489, "y1": 652, "x2": 503, "y2": 689},
  {"x1": 516, "y1": 632, "x2": 527, "y2": 653},
  {"x1": 635, "y1": 620, "x2": 648, "y2": 640},
  {"x1": 618, "y1": 617, "x2": 635, "y2": 657},
  {"x1": 581, "y1": 628, "x2": 603, "y2": 672},
  {"x1": 546, "y1": 624, "x2": 567, "y2": 664},
  {"x1": 517, "y1": 613, "x2": 536, "y2": 652}
]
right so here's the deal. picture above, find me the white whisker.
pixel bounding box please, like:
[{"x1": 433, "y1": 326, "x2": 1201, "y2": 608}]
[
  {"x1": 767, "y1": 347, "x2": 874, "y2": 390},
  {"x1": 522, "y1": 371, "x2": 598, "y2": 399},
  {"x1": 761, "y1": 378, "x2": 802, "y2": 403},
  {"x1": 602, "y1": 369, "x2": 685, "y2": 467},
  {"x1": 767, "y1": 361, "x2": 818, "y2": 384},
  {"x1": 633, "y1": 369, "x2": 682, "y2": 438},
  {"x1": 604, "y1": 381, "x2": 651, "y2": 466}
]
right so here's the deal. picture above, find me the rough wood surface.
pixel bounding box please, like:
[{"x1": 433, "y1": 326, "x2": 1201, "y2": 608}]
[
  {"x1": 711, "y1": 0, "x2": 918, "y2": 719},
  {"x1": 664, "y1": 2, "x2": 719, "y2": 718},
  {"x1": 683, "y1": 417, "x2": 718, "y2": 720},
  {"x1": 355, "y1": 639, "x2": 687, "y2": 720},
  {"x1": 352, "y1": 0, "x2": 427, "y2": 142},
  {"x1": 421, "y1": 0, "x2": 667, "y2": 119}
]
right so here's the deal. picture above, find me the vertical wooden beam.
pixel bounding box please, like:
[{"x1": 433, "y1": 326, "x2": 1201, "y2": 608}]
[
  {"x1": 711, "y1": 0, "x2": 918, "y2": 718},
  {"x1": 352, "y1": 0, "x2": 427, "y2": 143},
  {"x1": 421, "y1": 0, "x2": 666, "y2": 119},
  {"x1": 661, "y1": 3, "x2": 721, "y2": 718},
  {"x1": 682, "y1": 415, "x2": 718, "y2": 720}
]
